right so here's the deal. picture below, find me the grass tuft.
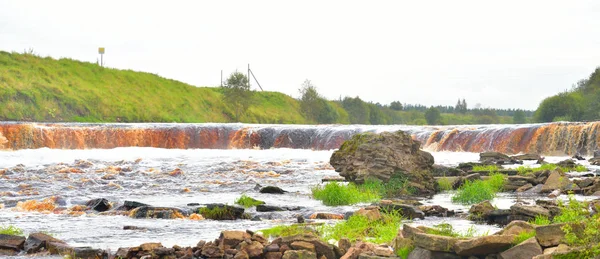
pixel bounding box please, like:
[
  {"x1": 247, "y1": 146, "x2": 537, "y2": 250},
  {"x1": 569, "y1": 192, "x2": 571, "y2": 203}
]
[
  {"x1": 451, "y1": 173, "x2": 505, "y2": 205},
  {"x1": 513, "y1": 230, "x2": 536, "y2": 245},
  {"x1": 529, "y1": 215, "x2": 551, "y2": 226},
  {"x1": 471, "y1": 165, "x2": 500, "y2": 172},
  {"x1": 0, "y1": 225, "x2": 24, "y2": 236},
  {"x1": 437, "y1": 178, "x2": 453, "y2": 191},
  {"x1": 260, "y1": 224, "x2": 319, "y2": 238},
  {"x1": 424, "y1": 223, "x2": 480, "y2": 238},
  {"x1": 311, "y1": 182, "x2": 381, "y2": 206},
  {"x1": 320, "y1": 211, "x2": 403, "y2": 244},
  {"x1": 396, "y1": 245, "x2": 414, "y2": 259},
  {"x1": 234, "y1": 194, "x2": 265, "y2": 208}
]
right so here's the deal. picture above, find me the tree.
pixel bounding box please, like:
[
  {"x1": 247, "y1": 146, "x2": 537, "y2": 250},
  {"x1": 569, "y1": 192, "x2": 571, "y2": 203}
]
[
  {"x1": 298, "y1": 80, "x2": 339, "y2": 124},
  {"x1": 342, "y1": 96, "x2": 370, "y2": 124},
  {"x1": 389, "y1": 101, "x2": 403, "y2": 111},
  {"x1": 513, "y1": 109, "x2": 526, "y2": 124},
  {"x1": 221, "y1": 71, "x2": 252, "y2": 121},
  {"x1": 424, "y1": 107, "x2": 441, "y2": 125}
]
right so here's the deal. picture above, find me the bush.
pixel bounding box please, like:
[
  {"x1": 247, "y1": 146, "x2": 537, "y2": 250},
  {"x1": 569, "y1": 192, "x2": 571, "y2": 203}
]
[
  {"x1": 234, "y1": 194, "x2": 265, "y2": 208},
  {"x1": 451, "y1": 173, "x2": 505, "y2": 205}
]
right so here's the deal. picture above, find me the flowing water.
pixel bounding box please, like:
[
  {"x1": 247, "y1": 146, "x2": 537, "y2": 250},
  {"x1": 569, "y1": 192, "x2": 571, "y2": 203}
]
[{"x1": 1, "y1": 122, "x2": 599, "y2": 253}]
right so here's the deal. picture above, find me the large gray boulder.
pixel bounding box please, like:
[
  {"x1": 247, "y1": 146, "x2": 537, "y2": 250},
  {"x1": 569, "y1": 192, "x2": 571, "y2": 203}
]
[{"x1": 330, "y1": 131, "x2": 435, "y2": 196}]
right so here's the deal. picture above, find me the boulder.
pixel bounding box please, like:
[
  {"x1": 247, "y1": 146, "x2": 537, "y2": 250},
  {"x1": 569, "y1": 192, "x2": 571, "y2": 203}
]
[
  {"x1": 419, "y1": 205, "x2": 454, "y2": 217},
  {"x1": 453, "y1": 235, "x2": 514, "y2": 256},
  {"x1": 401, "y1": 224, "x2": 424, "y2": 239},
  {"x1": 541, "y1": 170, "x2": 578, "y2": 193},
  {"x1": 309, "y1": 213, "x2": 344, "y2": 220},
  {"x1": 516, "y1": 184, "x2": 533, "y2": 192},
  {"x1": 355, "y1": 207, "x2": 382, "y2": 221},
  {"x1": 511, "y1": 154, "x2": 542, "y2": 161},
  {"x1": 496, "y1": 220, "x2": 535, "y2": 236},
  {"x1": 510, "y1": 204, "x2": 550, "y2": 218},
  {"x1": 412, "y1": 232, "x2": 456, "y2": 252},
  {"x1": 432, "y1": 165, "x2": 465, "y2": 177},
  {"x1": 469, "y1": 200, "x2": 494, "y2": 219},
  {"x1": 379, "y1": 203, "x2": 424, "y2": 219},
  {"x1": 589, "y1": 157, "x2": 600, "y2": 166},
  {"x1": 241, "y1": 241, "x2": 265, "y2": 258},
  {"x1": 283, "y1": 250, "x2": 317, "y2": 259},
  {"x1": 535, "y1": 224, "x2": 565, "y2": 247},
  {"x1": 265, "y1": 252, "x2": 283, "y2": 259},
  {"x1": 572, "y1": 154, "x2": 585, "y2": 161},
  {"x1": 85, "y1": 198, "x2": 111, "y2": 212},
  {"x1": 260, "y1": 186, "x2": 287, "y2": 194},
  {"x1": 480, "y1": 152, "x2": 521, "y2": 165},
  {"x1": 257, "y1": 205, "x2": 285, "y2": 212},
  {"x1": 453, "y1": 173, "x2": 481, "y2": 189},
  {"x1": 219, "y1": 230, "x2": 251, "y2": 249},
  {"x1": 129, "y1": 206, "x2": 187, "y2": 219},
  {"x1": 24, "y1": 232, "x2": 65, "y2": 253},
  {"x1": 291, "y1": 241, "x2": 316, "y2": 253},
  {"x1": 116, "y1": 200, "x2": 149, "y2": 211},
  {"x1": 407, "y1": 247, "x2": 461, "y2": 259},
  {"x1": 72, "y1": 247, "x2": 107, "y2": 259},
  {"x1": 557, "y1": 159, "x2": 577, "y2": 168},
  {"x1": 275, "y1": 234, "x2": 336, "y2": 259},
  {"x1": 0, "y1": 234, "x2": 25, "y2": 251},
  {"x1": 330, "y1": 131, "x2": 436, "y2": 196},
  {"x1": 499, "y1": 237, "x2": 542, "y2": 259},
  {"x1": 199, "y1": 204, "x2": 246, "y2": 220},
  {"x1": 202, "y1": 244, "x2": 225, "y2": 258}
]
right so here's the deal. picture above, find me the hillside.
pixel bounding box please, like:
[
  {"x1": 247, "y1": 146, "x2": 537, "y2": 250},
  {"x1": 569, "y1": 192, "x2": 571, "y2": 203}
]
[
  {"x1": 0, "y1": 51, "x2": 522, "y2": 125},
  {"x1": 0, "y1": 51, "x2": 313, "y2": 123}
]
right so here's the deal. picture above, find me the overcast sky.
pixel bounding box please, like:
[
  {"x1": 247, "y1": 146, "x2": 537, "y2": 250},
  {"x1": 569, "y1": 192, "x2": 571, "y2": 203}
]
[{"x1": 1, "y1": 1, "x2": 599, "y2": 110}]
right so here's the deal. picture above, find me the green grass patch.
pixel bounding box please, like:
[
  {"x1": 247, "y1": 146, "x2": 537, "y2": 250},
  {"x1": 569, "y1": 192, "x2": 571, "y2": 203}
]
[
  {"x1": 451, "y1": 173, "x2": 505, "y2": 205},
  {"x1": 312, "y1": 176, "x2": 414, "y2": 206},
  {"x1": 437, "y1": 178, "x2": 453, "y2": 191},
  {"x1": 234, "y1": 194, "x2": 265, "y2": 208},
  {"x1": 320, "y1": 211, "x2": 403, "y2": 244},
  {"x1": 396, "y1": 245, "x2": 414, "y2": 259},
  {"x1": 513, "y1": 230, "x2": 536, "y2": 245},
  {"x1": 529, "y1": 215, "x2": 551, "y2": 226},
  {"x1": 311, "y1": 182, "x2": 381, "y2": 206},
  {"x1": 471, "y1": 165, "x2": 500, "y2": 172},
  {"x1": 516, "y1": 164, "x2": 588, "y2": 175},
  {"x1": 424, "y1": 223, "x2": 482, "y2": 238},
  {"x1": 0, "y1": 225, "x2": 24, "y2": 236},
  {"x1": 260, "y1": 224, "x2": 319, "y2": 238}
]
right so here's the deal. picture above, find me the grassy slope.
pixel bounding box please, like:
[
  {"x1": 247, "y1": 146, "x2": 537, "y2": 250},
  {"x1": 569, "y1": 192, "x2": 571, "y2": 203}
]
[{"x1": 0, "y1": 51, "x2": 307, "y2": 123}]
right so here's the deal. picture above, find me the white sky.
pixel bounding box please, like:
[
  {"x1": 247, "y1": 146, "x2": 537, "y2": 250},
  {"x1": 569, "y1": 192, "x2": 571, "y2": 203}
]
[{"x1": 1, "y1": 0, "x2": 599, "y2": 110}]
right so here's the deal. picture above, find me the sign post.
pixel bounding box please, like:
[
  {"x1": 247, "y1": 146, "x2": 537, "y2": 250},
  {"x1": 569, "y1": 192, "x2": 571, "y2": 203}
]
[{"x1": 98, "y1": 47, "x2": 105, "y2": 67}]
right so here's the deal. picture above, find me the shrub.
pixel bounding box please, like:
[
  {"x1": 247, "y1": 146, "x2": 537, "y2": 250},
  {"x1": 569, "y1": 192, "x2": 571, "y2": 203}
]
[
  {"x1": 451, "y1": 173, "x2": 505, "y2": 205},
  {"x1": 234, "y1": 194, "x2": 265, "y2": 208},
  {"x1": 0, "y1": 225, "x2": 24, "y2": 236},
  {"x1": 553, "y1": 195, "x2": 589, "y2": 224}
]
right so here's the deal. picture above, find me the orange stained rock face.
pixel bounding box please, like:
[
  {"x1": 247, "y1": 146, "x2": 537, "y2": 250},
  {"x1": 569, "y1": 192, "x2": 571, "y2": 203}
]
[
  {"x1": 168, "y1": 168, "x2": 184, "y2": 176},
  {"x1": 15, "y1": 197, "x2": 57, "y2": 212},
  {"x1": 70, "y1": 204, "x2": 88, "y2": 212},
  {"x1": 189, "y1": 213, "x2": 205, "y2": 220}
]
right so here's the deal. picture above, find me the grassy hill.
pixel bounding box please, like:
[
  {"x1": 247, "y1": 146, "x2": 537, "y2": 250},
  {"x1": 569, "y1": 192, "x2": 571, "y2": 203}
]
[
  {"x1": 0, "y1": 51, "x2": 315, "y2": 123},
  {"x1": 0, "y1": 51, "x2": 520, "y2": 125}
]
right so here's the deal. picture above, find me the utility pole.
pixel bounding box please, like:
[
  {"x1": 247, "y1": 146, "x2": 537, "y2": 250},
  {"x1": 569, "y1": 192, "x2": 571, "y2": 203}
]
[
  {"x1": 98, "y1": 47, "x2": 105, "y2": 67},
  {"x1": 247, "y1": 64, "x2": 251, "y2": 88}
]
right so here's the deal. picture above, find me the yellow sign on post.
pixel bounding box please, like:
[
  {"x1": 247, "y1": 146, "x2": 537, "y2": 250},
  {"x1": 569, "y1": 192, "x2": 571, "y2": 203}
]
[{"x1": 98, "y1": 47, "x2": 105, "y2": 54}]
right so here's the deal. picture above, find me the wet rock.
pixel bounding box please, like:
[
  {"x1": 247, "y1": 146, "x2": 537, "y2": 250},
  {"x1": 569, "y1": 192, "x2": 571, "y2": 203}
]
[
  {"x1": 260, "y1": 186, "x2": 287, "y2": 194},
  {"x1": 129, "y1": 206, "x2": 187, "y2": 219},
  {"x1": 457, "y1": 162, "x2": 486, "y2": 172},
  {"x1": 516, "y1": 183, "x2": 533, "y2": 192},
  {"x1": 266, "y1": 244, "x2": 281, "y2": 252},
  {"x1": 25, "y1": 232, "x2": 65, "y2": 253},
  {"x1": 257, "y1": 205, "x2": 285, "y2": 212},
  {"x1": 72, "y1": 247, "x2": 107, "y2": 259},
  {"x1": 0, "y1": 234, "x2": 25, "y2": 251},
  {"x1": 117, "y1": 200, "x2": 150, "y2": 211},
  {"x1": 510, "y1": 204, "x2": 550, "y2": 218},
  {"x1": 572, "y1": 154, "x2": 585, "y2": 161},
  {"x1": 535, "y1": 223, "x2": 565, "y2": 247},
  {"x1": 412, "y1": 232, "x2": 456, "y2": 252},
  {"x1": 297, "y1": 215, "x2": 305, "y2": 223},
  {"x1": 452, "y1": 173, "x2": 481, "y2": 189},
  {"x1": 499, "y1": 237, "x2": 542, "y2": 259},
  {"x1": 47, "y1": 241, "x2": 74, "y2": 255},
  {"x1": 407, "y1": 247, "x2": 461, "y2": 259},
  {"x1": 275, "y1": 234, "x2": 336, "y2": 259},
  {"x1": 419, "y1": 205, "x2": 454, "y2": 217},
  {"x1": 309, "y1": 213, "x2": 344, "y2": 220},
  {"x1": 480, "y1": 152, "x2": 521, "y2": 165},
  {"x1": 199, "y1": 204, "x2": 246, "y2": 220},
  {"x1": 504, "y1": 176, "x2": 537, "y2": 191},
  {"x1": 541, "y1": 170, "x2": 578, "y2": 193},
  {"x1": 432, "y1": 165, "x2": 465, "y2": 177},
  {"x1": 283, "y1": 250, "x2": 317, "y2": 259},
  {"x1": 511, "y1": 154, "x2": 542, "y2": 161},
  {"x1": 338, "y1": 239, "x2": 351, "y2": 253},
  {"x1": 453, "y1": 235, "x2": 514, "y2": 256},
  {"x1": 589, "y1": 157, "x2": 600, "y2": 166},
  {"x1": 379, "y1": 203, "x2": 424, "y2": 219},
  {"x1": 401, "y1": 224, "x2": 424, "y2": 239},
  {"x1": 330, "y1": 130, "x2": 436, "y2": 196},
  {"x1": 86, "y1": 198, "x2": 111, "y2": 212},
  {"x1": 322, "y1": 176, "x2": 346, "y2": 182},
  {"x1": 574, "y1": 178, "x2": 595, "y2": 189},
  {"x1": 265, "y1": 251, "x2": 283, "y2": 259},
  {"x1": 557, "y1": 159, "x2": 577, "y2": 168},
  {"x1": 484, "y1": 209, "x2": 512, "y2": 225},
  {"x1": 469, "y1": 200, "x2": 494, "y2": 219}
]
